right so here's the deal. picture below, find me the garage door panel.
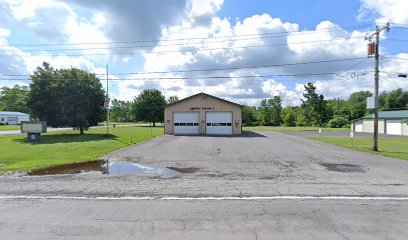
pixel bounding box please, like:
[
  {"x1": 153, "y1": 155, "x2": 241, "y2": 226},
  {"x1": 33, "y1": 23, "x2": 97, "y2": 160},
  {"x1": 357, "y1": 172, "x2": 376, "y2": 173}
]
[
  {"x1": 174, "y1": 112, "x2": 199, "y2": 135},
  {"x1": 386, "y1": 120, "x2": 402, "y2": 135},
  {"x1": 355, "y1": 122, "x2": 363, "y2": 132},
  {"x1": 206, "y1": 112, "x2": 232, "y2": 135}
]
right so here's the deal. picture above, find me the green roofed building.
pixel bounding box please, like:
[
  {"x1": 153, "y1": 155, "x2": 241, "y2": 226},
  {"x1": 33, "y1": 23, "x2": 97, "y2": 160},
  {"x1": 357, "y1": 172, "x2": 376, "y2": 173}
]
[{"x1": 351, "y1": 110, "x2": 408, "y2": 136}]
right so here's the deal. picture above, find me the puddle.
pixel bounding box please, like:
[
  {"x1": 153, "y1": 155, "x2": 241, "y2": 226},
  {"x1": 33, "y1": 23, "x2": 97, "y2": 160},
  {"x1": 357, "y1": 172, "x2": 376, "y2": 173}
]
[
  {"x1": 28, "y1": 160, "x2": 106, "y2": 176},
  {"x1": 319, "y1": 163, "x2": 365, "y2": 173},
  {"x1": 107, "y1": 161, "x2": 181, "y2": 179},
  {"x1": 167, "y1": 167, "x2": 200, "y2": 173},
  {"x1": 16, "y1": 160, "x2": 184, "y2": 178}
]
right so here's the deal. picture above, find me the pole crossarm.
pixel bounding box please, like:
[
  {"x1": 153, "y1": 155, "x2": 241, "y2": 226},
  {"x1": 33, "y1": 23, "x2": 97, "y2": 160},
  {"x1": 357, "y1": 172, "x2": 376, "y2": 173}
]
[{"x1": 365, "y1": 23, "x2": 390, "y2": 40}]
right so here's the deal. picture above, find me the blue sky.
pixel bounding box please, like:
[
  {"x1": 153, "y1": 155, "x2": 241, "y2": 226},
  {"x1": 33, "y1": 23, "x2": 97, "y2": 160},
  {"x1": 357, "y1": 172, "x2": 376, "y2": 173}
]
[{"x1": 0, "y1": 0, "x2": 407, "y2": 106}]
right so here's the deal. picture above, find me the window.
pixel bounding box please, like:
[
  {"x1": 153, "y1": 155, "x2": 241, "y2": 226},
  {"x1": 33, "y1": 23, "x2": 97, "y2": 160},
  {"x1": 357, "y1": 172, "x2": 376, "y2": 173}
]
[
  {"x1": 1, "y1": 118, "x2": 4, "y2": 121},
  {"x1": 207, "y1": 123, "x2": 232, "y2": 126},
  {"x1": 175, "y1": 122, "x2": 199, "y2": 126}
]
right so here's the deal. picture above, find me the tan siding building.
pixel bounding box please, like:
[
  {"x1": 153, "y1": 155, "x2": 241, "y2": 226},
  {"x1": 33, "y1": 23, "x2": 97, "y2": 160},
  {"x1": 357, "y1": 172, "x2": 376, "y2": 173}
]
[{"x1": 164, "y1": 93, "x2": 242, "y2": 135}]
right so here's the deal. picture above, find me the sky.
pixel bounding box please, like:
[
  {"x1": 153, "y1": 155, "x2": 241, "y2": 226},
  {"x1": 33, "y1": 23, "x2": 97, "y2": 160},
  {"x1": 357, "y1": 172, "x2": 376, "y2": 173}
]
[{"x1": 0, "y1": 0, "x2": 407, "y2": 106}]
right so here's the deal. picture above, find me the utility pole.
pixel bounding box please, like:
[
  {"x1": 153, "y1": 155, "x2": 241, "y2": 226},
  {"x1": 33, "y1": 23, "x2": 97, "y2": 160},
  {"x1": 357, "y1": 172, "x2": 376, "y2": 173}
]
[
  {"x1": 106, "y1": 64, "x2": 110, "y2": 135},
  {"x1": 365, "y1": 23, "x2": 390, "y2": 151},
  {"x1": 337, "y1": 98, "x2": 340, "y2": 127}
]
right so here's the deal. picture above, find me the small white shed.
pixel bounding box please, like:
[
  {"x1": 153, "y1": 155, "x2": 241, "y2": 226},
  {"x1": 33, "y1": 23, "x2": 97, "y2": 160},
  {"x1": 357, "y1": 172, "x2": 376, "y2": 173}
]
[{"x1": 0, "y1": 111, "x2": 30, "y2": 125}]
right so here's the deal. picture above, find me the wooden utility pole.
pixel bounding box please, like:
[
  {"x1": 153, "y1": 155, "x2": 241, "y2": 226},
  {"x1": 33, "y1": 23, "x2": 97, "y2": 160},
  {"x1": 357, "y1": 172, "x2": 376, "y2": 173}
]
[
  {"x1": 365, "y1": 23, "x2": 390, "y2": 151},
  {"x1": 106, "y1": 64, "x2": 110, "y2": 135}
]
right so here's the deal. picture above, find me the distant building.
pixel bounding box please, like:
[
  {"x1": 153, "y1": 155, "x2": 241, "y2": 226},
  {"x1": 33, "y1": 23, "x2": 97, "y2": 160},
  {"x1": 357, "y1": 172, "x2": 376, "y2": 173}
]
[
  {"x1": 351, "y1": 110, "x2": 408, "y2": 136},
  {"x1": 0, "y1": 111, "x2": 30, "y2": 125}
]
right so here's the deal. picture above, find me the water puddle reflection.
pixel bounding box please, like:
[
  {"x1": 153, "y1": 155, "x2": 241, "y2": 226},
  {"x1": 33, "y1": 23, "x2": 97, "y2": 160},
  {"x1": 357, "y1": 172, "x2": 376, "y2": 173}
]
[{"x1": 11, "y1": 160, "x2": 192, "y2": 178}]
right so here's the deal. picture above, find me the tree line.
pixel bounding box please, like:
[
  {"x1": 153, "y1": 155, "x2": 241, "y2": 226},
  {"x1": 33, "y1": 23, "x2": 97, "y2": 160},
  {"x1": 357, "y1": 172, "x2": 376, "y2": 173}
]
[{"x1": 242, "y1": 82, "x2": 408, "y2": 128}]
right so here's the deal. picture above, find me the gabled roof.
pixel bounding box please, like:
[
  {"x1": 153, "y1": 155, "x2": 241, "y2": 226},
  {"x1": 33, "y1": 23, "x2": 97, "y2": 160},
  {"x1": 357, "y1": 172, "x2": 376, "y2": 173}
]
[
  {"x1": 361, "y1": 110, "x2": 408, "y2": 119},
  {"x1": 165, "y1": 92, "x2": 243, "y2": 108},
  {"x1": 0, "y1": 111, "x2": 30, "y2": 116}
]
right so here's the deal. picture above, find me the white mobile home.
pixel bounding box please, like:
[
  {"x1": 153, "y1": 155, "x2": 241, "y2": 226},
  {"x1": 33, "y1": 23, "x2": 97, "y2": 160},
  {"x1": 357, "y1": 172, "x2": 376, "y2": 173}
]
[{"x1": 0, "y1": 111, "x2": 30, "y2": 125}]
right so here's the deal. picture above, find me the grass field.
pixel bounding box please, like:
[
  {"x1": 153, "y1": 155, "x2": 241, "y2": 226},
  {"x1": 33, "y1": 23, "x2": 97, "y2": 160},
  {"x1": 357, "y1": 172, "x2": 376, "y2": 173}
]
[
  {"x1": 310, "y1": 137, "x2": 408, "y2": 160},
  {"x1": 0, "y1": 125, "x2": 20, "y2": 131},
  {"x1": 0, "y1": 126, "x2": 163, "y2": 173},
  {"x1": 244, "y1": 126, "x2": 349, "y2": 132}
]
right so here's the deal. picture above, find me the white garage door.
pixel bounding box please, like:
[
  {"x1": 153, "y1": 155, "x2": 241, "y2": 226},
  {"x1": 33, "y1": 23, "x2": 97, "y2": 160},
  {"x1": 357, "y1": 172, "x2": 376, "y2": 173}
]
[
  {"x1": 174, "y1": 112, "x2": 200, "y2": 135},
  {"x1": 206, "y1": 112, "x2": 232, "y2": 135},
  {"x1": 355, "y1": 122, "x2": 363, "y2": 132},
  {"x1": 386, "y1": 120, "x2": 402, "y2": 135},
  {"x1": 6, "y1": 117, "x2": 18, "y2": 125}
]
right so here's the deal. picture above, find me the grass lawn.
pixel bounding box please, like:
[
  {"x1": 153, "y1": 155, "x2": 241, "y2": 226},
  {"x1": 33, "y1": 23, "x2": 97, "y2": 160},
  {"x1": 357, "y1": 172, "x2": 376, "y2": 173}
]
[
  {"x1": 310, "y1": 137, "x2": 408, "y2": 160},
  {"x1": 244, "y1": 126, "x2": 349, "y2": 132},
  {"x1": 0, "y1": 126, "x2": 163, "y2": 173},
  {"x1": 0, "y1": 125, "x2": 20, "y2": 131}
]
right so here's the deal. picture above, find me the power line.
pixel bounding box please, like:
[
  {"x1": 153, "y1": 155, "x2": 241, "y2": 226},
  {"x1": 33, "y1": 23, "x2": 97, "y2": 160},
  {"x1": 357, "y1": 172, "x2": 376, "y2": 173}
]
[
  {"x1": 0, "y1": 57, "x2": 369, "y2": 77},
  {"x1": 0, "y1": 24, "x2": 374, "y2": 47},
  {"x1": 0, "y1": 36, "x2": 365, "y2": 53},
  {"x1": 0, "y1": 71, "x2": 373, "y2": 82},
  {"x1": 0, "y1": 37, "x2": 367, "y2": 57}
]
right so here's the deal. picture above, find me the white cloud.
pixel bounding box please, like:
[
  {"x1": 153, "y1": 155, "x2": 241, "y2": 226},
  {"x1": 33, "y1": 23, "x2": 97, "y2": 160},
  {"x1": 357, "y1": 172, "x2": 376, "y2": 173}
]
[
  {"x1": 1, "y1": 0, "x2": 407, "y2": 106},
  {"x1": 359, "y1": 0, "x2": 408, "y2": 24}
]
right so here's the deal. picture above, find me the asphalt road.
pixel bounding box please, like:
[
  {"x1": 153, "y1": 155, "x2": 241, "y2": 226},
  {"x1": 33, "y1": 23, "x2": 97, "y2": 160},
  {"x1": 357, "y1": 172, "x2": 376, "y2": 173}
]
[
  {"x1": 1, "y1": 197, "x2": 407, "y2": 240},
  {"x1": 1, "y1": 131, "x2": 408, "y2": 239}
]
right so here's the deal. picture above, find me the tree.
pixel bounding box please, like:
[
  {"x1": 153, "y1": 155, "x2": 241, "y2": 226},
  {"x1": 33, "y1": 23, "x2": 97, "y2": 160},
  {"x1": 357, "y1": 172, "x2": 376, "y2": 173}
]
[
  {"x1": 268, "y1": 96, "x2": 282, "y2": 126},
  {"x1": 29, "y1": 62, "x2": 105, "y2": 134},
  {"x1": 281, "y1": 107, "x2": 296, "y2": 127},
  {"x1": 242, "y1": 105, "x2": 257, "y2": 126},
  {"x1": 110, "y1": 99, "x2": 132, "y2": 122},
  {"x1": 380, "y1": 88, "x2": 408, "y2": 109},
  {"x1": 347, "y1": 90, "x2": 372, "y2": 120},
  {"x1": 257, "y1": 96, "x2": 283, "y2": 126},
  {"x1": 328, "y1": 115, "x2": 349, "y2": 128},
  {"x1": 0, "y1": 85, "x2": 31, "y2": 113},
  {"x1": 257, "y1": 99, "x2": 272, "y2": 125},
  {"x1": 132, "y1": 89, "x2": 166, "y2": 126},
  {"x1": 299, "y1": 82, "x2": 329, "y2": 126},
  {"x1": 167, "y1": 95, "x2": 179, "y2": 105}
]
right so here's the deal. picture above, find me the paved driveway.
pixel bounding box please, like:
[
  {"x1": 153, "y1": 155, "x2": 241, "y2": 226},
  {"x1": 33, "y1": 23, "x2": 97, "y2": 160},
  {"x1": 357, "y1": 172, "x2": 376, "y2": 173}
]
[{"x1": 100, "y1": 131, "x2": 408, "y2": 197}]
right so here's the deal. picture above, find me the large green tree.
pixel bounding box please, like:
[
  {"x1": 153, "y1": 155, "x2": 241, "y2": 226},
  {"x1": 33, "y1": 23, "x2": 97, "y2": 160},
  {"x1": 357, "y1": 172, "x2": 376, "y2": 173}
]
[
  {"x1": 242, "y1": 105, "x2": 257, "y2": 126},
  {"x1": 0, "y1": 85, "x2": 31, "y2": 113},
  {"x1": 110, "y1": 99, "x2": 133, "y2": 122},
  {"x1": 380, "y1": 88, "x2": 408, "y2": 110},
  {"x1": 281, "y1": 106, "x2": 297, "y2": 127},
  {"x1": 257, "y1": 96, "x2": 283, "y2": 126},
  {"x1": 299, "y1": 82, "x2": 329, "y2": 126},
  {"x1": 29, "y1": 62, "x2": 105, "y2": 134},
  {"x1": 346, "y1": 90, "x2": 372, "y2": 120},
  {"x1": 132, "y1": 89, "x2": 166, "y2": 126}
]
